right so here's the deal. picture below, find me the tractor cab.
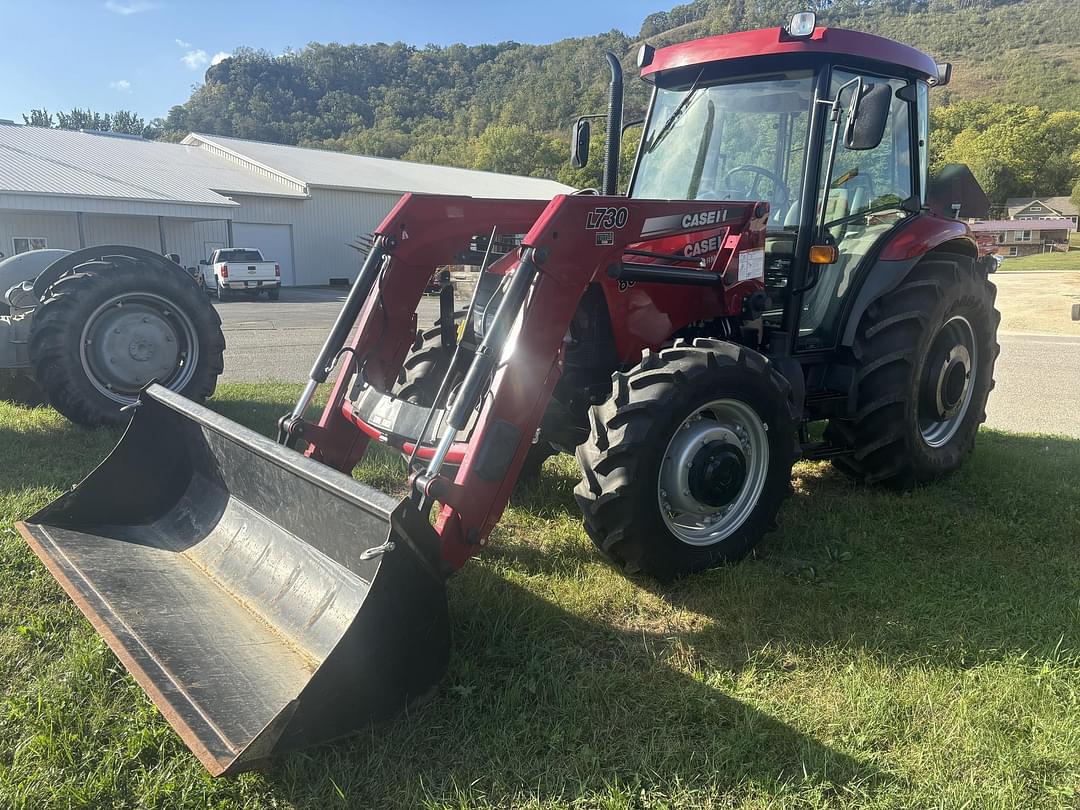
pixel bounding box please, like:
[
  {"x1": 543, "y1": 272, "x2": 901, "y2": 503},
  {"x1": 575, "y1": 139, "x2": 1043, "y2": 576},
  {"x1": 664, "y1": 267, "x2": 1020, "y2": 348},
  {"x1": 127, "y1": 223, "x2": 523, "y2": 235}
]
[{"x1": 624, "y1": 13, "x2": 945, "y2": 353}]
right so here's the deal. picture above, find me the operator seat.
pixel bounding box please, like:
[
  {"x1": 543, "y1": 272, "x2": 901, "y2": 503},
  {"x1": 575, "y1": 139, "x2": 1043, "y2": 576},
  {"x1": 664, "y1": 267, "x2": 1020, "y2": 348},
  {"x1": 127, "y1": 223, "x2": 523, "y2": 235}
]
[{"x1": 764, "y1": 188, "x2": 851, "y2": 259}]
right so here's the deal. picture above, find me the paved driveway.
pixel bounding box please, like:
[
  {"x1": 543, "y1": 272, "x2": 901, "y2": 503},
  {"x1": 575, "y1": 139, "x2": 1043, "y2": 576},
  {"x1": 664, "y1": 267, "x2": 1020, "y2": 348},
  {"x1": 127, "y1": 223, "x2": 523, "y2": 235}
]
[
  {"x1": 216, "y1": 287, "x2": 442, "y2": 384},
  {"x1": 215, "y1": 287, "x2": 1080, "y2": 439}
]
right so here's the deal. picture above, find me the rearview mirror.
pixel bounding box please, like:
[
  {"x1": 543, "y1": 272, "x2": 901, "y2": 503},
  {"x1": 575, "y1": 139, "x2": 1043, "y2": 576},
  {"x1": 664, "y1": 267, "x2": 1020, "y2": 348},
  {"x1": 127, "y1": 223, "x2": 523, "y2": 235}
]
[
  {"x1": 844, "y1": 82, "x2": 892, "y2": 151},
  {"x1": 570, "y1": 118, "x2": 591, "y2": 169}
]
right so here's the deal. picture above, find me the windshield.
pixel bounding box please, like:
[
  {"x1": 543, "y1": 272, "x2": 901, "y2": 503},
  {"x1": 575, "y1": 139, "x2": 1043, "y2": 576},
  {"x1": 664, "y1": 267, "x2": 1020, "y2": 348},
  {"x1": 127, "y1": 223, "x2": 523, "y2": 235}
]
[
  {"x1": 631, "y1": 71, "x2": 814, "y2": 228},
  {"x1": 218, "y1": 249, "x2": 264, "y2": 262}
]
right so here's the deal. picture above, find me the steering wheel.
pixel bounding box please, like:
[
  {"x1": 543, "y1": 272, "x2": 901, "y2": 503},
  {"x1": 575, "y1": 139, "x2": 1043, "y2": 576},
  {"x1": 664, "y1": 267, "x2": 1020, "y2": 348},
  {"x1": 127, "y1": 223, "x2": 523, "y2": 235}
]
[{"x1": 720, "y1": 165, "x2": 791, "y2": 220}]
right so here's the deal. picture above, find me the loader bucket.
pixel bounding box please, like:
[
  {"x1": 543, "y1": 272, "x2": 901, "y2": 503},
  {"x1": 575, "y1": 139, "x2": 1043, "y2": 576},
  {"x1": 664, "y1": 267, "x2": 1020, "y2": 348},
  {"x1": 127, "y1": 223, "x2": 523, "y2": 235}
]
[{"x1": 16, "y1": 384, "x2": 450, "y2": 776}]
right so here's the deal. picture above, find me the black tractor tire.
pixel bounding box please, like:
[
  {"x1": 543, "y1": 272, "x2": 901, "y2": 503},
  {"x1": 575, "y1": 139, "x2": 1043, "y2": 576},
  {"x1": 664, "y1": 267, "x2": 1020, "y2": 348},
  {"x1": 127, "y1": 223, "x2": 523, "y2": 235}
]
[
  {"x1": 268, "y1": 287, "x2": 281, "y2": 301},
  {"x1": 575, "y1": 339, "x2": 798, "y2": 581},
  {"x1": 825, "y1": 253, "x2": 999, "y2": 487},
  {"x1": 394, "y1": 320, "x2": 457, "y2": 405},
  {"x1": 394, "y1": 313, "x2": 557, "y2": 481},
  {"x1": 28, "y1": 261, "x2": 226, "y2": 427}
]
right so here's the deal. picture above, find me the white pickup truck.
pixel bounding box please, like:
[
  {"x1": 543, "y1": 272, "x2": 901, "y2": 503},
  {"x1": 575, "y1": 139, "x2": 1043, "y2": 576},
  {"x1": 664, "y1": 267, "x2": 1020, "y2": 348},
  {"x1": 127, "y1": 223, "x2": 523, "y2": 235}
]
[{"x1": 200, "y1": 248, "x2": 280, "y2": 301}]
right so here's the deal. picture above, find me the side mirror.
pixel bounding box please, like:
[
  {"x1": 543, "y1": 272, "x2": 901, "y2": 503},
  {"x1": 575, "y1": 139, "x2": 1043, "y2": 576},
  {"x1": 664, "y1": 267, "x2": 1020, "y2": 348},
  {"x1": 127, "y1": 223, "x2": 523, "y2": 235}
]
[
  {"x1": 199, "y1": 258, "x2": 209, "y2": 265},
  {"x1": 844, "y1": 82, "x2": 892, "y2": 151},
  {"x1": 570, "y1": 118, "x2": 591, "y2": 169}
]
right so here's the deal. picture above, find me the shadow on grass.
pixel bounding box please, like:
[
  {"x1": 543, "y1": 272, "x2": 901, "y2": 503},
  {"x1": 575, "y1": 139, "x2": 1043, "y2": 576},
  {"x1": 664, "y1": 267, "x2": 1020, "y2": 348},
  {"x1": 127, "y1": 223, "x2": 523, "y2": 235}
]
[
  {"x1": 266, "y1": 564, "x2": 885, "y2": 807},
  {"x1": 0, "y1": 423, "x2": 120, "y2": 494},
  {"x1": 255, "y1": 430, "x2": 1078, "y2": 805},
  {"x1": 504, "y1": 431, "x2": 1080, "y2": 675}
]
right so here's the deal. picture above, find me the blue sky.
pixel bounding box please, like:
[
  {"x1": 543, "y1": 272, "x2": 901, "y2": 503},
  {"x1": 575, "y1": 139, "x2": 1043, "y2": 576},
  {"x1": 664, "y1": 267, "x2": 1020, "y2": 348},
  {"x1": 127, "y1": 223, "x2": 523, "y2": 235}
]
[{"x1": 1, "y1": 0, "x2": 664, "y2": 124}]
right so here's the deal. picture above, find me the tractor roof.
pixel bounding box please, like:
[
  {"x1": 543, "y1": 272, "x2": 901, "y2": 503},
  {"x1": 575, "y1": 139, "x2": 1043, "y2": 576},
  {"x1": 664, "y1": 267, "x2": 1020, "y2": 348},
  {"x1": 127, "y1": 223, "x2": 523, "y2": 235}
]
[{"x1": 641, "y1": 26, "x2": 939, "y2": 84}]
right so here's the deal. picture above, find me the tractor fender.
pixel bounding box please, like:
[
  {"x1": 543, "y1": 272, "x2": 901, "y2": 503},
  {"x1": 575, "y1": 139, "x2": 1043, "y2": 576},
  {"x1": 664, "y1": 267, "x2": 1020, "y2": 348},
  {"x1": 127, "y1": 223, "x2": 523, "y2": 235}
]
[
  {"x1": 840, "y1": 214, "x2": 978, "y2": 347},
  {"x1": 32, "y1": 245, "x2": 191, "y2": 300},
  {"x1": 0, "y1": 250, "x2": 71, "y2": 308}
]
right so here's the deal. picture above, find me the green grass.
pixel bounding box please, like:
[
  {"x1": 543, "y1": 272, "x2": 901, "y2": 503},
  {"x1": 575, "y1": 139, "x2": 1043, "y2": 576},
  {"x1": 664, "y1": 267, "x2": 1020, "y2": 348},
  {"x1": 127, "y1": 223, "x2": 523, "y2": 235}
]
[
  {"x1": 996, "y1": 251, "x2": 1080, "y2": 272},
  {"x1": 2, "y1": 384, "x2": 1080, "y2": 808}
]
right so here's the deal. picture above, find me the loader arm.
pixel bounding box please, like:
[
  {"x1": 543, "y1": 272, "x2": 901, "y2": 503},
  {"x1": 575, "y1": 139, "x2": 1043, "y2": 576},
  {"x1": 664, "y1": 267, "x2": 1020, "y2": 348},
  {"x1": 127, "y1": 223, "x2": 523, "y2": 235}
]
[
  {"x1": 303, "y1": 194, "x2": 550, "y2": 470},
  {"x1": 294, "y1": 192, "x2": 768, "y2": 569}
]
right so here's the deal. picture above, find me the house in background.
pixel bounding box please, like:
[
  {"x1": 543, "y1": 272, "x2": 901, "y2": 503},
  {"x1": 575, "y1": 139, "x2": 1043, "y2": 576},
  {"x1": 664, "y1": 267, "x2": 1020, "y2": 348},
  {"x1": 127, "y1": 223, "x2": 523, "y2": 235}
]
[
  {"x1": 1005, "y1": 197, "x2": 1079, "y2": 231},
  {"x1": 969, "y1": 219, "x2": 1073, "y2": 257}
]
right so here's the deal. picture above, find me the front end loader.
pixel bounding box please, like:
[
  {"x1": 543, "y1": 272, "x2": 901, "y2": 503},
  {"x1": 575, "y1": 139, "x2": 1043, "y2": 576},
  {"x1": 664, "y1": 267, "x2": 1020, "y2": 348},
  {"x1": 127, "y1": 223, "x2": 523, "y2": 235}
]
[{"x1": 17, "y1": 13, "x2": 999, "y2": 774}]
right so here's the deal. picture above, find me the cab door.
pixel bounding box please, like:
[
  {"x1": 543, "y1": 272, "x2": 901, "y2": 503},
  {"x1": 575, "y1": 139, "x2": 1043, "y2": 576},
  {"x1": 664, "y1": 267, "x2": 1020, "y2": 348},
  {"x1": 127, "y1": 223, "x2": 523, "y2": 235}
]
[{"x1": 796, "y1": 69, "x2": 919, "y2": 351}]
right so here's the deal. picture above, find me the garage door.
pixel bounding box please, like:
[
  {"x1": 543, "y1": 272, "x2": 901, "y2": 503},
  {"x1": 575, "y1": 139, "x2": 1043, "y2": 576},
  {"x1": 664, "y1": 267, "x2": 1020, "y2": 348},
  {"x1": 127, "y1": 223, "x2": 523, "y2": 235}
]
[{"x1": 232, "y1": 223, "x2": 295, "y2": 286}]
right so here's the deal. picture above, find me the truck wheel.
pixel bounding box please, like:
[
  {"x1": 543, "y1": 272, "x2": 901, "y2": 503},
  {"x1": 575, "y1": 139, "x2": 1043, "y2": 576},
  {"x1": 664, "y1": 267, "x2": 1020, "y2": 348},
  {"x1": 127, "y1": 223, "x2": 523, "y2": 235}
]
[
  {"x1": 28, "y1": 260, "x2": 226, "y2": 427},
  {"x1": 268, "y1": 287, "x2": 280, "y2": 301},
  {"x1": 216, "y1": 285, "x2": 230, "y2": 302},
  {"x1": 825, "y1": 254, "x2": 999, "y2": 487},
  {"x1": 575, "y1": 339, "x2": 798, "y2": 581}
]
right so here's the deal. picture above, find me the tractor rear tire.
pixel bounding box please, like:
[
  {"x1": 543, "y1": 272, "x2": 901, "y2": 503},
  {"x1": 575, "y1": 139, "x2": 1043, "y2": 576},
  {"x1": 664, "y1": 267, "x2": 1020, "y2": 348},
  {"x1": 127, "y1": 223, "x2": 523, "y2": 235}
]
[
  {"x1": 28, "y1": 261, "x2": 225, "y2": 427},
  {"x1": 575, "y1": 339, "x2": 798, "y2": 581},
  {"x1": 825, "y1": 254, "x2": 999, "y2": 487}
]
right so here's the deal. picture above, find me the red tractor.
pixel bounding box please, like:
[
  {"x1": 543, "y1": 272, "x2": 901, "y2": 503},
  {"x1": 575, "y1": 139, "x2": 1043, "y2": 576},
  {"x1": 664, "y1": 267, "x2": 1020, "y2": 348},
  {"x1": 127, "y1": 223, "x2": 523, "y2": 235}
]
[{"x1": 19, "y1": 14, "x2": 998, "y2": 775}]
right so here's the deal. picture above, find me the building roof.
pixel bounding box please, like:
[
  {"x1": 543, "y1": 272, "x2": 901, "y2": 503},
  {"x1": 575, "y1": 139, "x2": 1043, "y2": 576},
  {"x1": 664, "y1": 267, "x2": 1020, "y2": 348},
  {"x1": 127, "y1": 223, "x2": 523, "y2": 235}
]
[
  {"x1": 1005, "y1": 196, "x2": 1079, "y2": 217},
  {"x1": 0, "y1": 124, "x2": 306, "y2": 214},
  {"x1": 184, "y1": 133, "x2": 573, "y2": 199},
  {"x1": 0, "y1": 123, "x2": 573, "y2": 221},
  {"x1": 970, "y1": 219, "x2": 1072, "y2": 231}
]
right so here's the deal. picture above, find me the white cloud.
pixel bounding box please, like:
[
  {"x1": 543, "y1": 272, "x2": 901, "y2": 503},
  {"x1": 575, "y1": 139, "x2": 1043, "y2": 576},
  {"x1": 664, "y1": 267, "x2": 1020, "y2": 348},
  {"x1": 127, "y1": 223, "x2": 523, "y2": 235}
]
[
  {"x1": 105, "y1": 0, "x2": 157, "y2": 15},
  {"x1": 175, "y1": 38, "x2": 191, "y2": 48},
  {"x1": 109, "y1": 79, "x2": 132, "y2": 92},
  {"x1": 210, "y1": 51, "x2": 230, "y2": 66},
  {"x1": 181, "y1": 49, "x2": 209, "y2": 70}
]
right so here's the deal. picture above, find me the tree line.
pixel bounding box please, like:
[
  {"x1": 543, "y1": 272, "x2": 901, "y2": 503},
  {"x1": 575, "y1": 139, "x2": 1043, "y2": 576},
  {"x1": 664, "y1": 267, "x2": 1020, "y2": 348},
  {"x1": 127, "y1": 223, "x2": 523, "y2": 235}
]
[{"x1": 22, "y1": 108, "x2": 163, "y2": 139}]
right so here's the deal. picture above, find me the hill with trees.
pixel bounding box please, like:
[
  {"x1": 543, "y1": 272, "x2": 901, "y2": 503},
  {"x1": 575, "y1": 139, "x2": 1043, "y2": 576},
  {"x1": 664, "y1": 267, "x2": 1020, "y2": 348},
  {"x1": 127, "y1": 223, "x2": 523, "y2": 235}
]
[{"x1": 22, "y1": 0, "x2": 1080, "y2": 202}]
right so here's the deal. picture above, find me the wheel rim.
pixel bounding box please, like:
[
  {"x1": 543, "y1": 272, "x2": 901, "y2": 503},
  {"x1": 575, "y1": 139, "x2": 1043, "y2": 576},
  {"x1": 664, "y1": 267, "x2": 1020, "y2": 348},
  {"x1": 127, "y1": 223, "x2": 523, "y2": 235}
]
[
  {"x1": 79, "y1": 292, "x2": 200, "y2": 404},
  {"x1": 658, "y1": 398, "x2": 770, "y2": 547},
  {"x1": 919, "y1": 315, "x2": 977, "y2": 448}
]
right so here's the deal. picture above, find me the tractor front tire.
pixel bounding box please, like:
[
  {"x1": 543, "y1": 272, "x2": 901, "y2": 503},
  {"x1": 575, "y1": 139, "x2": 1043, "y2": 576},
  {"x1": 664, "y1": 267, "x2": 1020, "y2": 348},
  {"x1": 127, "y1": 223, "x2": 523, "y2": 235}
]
[
  {"x1": 29, "y1": 261, "x2": 225, "y2": 427},
  {"x1": 825, "y1": 253, "x2": 999, "y2": 487},
  {"x1": 575, "y1": 339, "x2": 798, "y2": 581}
]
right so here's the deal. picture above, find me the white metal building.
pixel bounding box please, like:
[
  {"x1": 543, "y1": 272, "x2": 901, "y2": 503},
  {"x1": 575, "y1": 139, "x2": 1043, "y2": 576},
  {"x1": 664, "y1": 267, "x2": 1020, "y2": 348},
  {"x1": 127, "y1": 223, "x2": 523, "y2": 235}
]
[{"x1": 0, "y1": 123, "x2": 572, "y2": 286}]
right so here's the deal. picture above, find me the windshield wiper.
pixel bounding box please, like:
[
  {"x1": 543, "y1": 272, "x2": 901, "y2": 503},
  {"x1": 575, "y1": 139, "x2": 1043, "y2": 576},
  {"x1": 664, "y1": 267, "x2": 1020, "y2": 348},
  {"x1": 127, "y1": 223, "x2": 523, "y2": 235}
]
[{"x1": 644, "y1": 68, "x2": 706, "y2": 155}]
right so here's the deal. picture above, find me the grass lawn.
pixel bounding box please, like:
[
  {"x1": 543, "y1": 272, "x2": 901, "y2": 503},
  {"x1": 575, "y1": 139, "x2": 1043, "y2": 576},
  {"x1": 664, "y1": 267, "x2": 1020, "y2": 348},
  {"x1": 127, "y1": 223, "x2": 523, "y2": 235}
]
[
  {"x1": 2, "y1": 383, "x2": 1080, "y2": 808},
  {"x1": 996, "y1": 251, "x2": 1080, "y2": 272}
]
